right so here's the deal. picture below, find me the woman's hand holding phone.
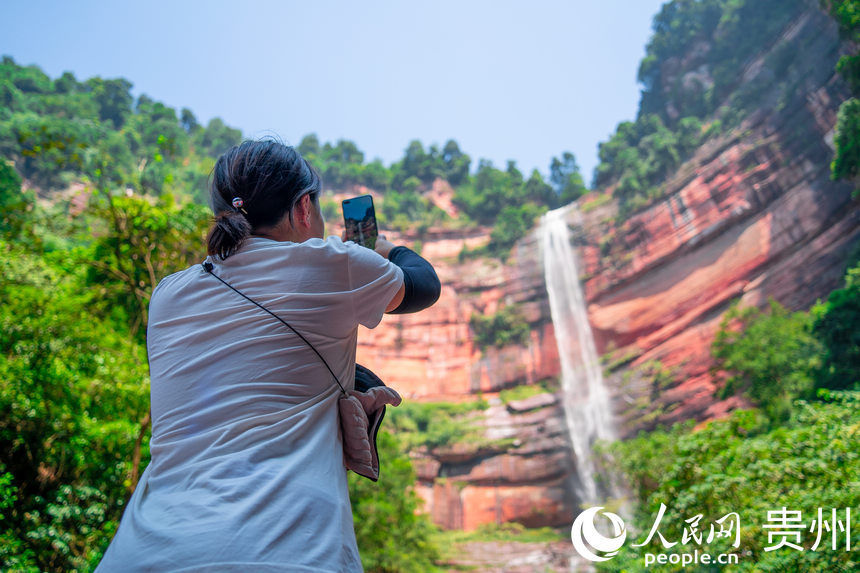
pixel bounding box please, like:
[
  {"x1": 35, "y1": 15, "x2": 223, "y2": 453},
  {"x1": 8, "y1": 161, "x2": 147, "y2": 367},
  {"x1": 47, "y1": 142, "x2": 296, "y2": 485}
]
[
  {"x1": 341, "y1": 229, "x2": 396, "y2": 258},
  {"x1": 374, "y1": 236, "x2": 396, "y2": 258}
]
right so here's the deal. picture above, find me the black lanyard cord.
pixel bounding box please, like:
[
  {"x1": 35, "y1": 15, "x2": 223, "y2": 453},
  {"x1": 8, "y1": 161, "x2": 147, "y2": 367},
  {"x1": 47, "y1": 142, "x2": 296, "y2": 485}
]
[{"x1": 201, "y1": 261, "x2": 347, "y2": 396}]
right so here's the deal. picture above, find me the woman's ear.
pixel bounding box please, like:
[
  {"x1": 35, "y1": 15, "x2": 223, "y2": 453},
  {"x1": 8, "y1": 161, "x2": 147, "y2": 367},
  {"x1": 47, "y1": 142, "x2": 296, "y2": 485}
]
[{"x1": 297, "y1": 193, "x2": 312, "y2": 227}]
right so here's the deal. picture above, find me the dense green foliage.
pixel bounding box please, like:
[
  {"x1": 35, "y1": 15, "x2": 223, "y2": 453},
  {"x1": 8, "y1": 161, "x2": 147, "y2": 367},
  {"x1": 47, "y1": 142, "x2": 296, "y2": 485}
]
[
  {"x1": 378, "y1": 179, "x2": 448, "y2": 233},
  {"x1": 469, "y1": 305, "x2": 532, "y2": 350},
  {"x1": 387, "y1": 399, "x2": 489, "y2": 450},
  {"x1": 0, "y1": 159, "x2": 31, "y2": 237},
  {"x1": 348, "y1": 432, "x2": 441, "y2": 572},
  {"x1": 452, "y1": 158, "x2": 568, "y2": 258},
  {"x1": 599, "y1": 393, "x2": 859, "y2": 572},
  {"x1": 0, "y1": 146, "x2": 217, "y2": 568},
  {"x1": 832, "y1": 97, "x2": 860, "y2": 182},
  {"x1": 592, "y1": 0, "x2": 819, "y2": 215},
  {"x1": 637, "y1": 0, "x2": 806, "y2": 122},
  {"x1": 810, "y1": 260, "x2": 860, "y2": 392},
  {"x1": 594, "y1": 114, "x2": 706, "y2": 216},
  {"x1": 0, "y1": 57, "x2": 241, "y2": 202},
  {"x1": 0, "y1": 240, "x2": 150, "y2": 571},
  {"x1": 453, "y1": 159, "x2": 555, "y2": 225},
  {"x1": 711, "y1": 297, "x2": 823, "y2": 422},
  {"x1": 82, "y1": 191, "x2": 210, "y2": 341},
  {"x1": 711, "y1": 263, "x2": 860, "y2": 420},
  {"x1": 296, "y1": 133, "x2": 575, "y2": 252},
  {"x1": 824, "y1": 1, "x2": 860, "y2": 186},
  {"x1": 0, "y1": 55, "x2": 583, "y2": 261},
  {"x1": 597, "y1": 261, "x2": 860, "y2": 571},
  {"x1": 550, "y1": 151, "x2": 589, "y2": 204}
]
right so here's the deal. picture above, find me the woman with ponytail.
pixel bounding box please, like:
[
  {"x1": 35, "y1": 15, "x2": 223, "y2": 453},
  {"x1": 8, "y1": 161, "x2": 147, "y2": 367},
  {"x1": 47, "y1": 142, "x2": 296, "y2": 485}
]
[{"x1": 97, "y1": 140, "x2": 440, "y2": 572}]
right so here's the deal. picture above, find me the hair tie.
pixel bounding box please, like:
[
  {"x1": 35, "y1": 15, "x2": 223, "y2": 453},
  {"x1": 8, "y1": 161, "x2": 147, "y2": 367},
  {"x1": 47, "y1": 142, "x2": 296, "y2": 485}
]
[{"x1": 231, "y1": 197, "x2": 248, "y2": 214}]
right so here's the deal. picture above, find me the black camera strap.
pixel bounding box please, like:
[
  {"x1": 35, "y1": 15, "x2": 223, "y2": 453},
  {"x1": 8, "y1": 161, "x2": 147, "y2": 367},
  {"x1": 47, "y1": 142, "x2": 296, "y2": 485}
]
[{"x1": 201, "y1": 261, "x2": 347, "y2": 396}]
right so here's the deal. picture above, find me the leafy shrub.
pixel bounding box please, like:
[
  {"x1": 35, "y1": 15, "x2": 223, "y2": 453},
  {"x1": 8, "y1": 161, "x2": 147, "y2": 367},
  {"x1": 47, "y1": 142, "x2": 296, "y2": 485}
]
[
  {"x1": 470, "y1": 305, "x2": 531, "y2": 350},
  {"x1": 810, "y1": 262, "x2": 860, "y2": 391},
  {"x1": 600, "y1": 392, "x2": 860, "y2": 572},
  {"x1": 349, "y1": 432, "x2": 441, "y2": 572},
  {"x1": 387, "y1": 399, "x2": 489, "y2": 450},
  {"x1": 711, "y1": 297, "x2": 822, "y2": 422}
]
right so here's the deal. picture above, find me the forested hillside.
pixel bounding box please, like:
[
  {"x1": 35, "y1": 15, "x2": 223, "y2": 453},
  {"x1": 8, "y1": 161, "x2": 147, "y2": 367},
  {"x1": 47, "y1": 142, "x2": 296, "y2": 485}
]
[
  {"x1": 593, "y1": 0, "x2": 860, "y2": 219},
  {"x1": 589, "y1": 1, "x2": 860, "y2": 570},
  {"x1": 0, "y1": 54, "x2": 584, "y2": 260},
  {"x1": 0, "y1": 51, "x2": 579, "y2": 570}
]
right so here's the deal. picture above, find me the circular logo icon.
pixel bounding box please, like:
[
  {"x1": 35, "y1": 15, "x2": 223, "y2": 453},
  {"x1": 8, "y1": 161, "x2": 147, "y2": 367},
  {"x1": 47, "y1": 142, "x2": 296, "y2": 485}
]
[{"x1": 571, "y1": 506, "x2": 627, "y2": 562}]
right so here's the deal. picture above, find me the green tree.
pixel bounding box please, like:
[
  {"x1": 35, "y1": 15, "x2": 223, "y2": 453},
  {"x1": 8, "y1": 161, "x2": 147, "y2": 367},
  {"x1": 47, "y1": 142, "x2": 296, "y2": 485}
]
[
  {"x1": 0, "y1": 159, "x2": 33, "y2": 239},
  {"x1": 180, "y1": 107, "x2": 200, "y2": 134},
  {"x1": 549, "y1": 151, "x2": 587, "y2": 204},
  {"x1": 0, "y1": 242, "x2": 150, "y2": 571},
  {"x1": 601, "y1": 393, "x2": 860, "y2": 572},
  {"x1": 348, "y1": 432, "x2": 440, "y2": 572},
  {"x1": 440, "y1": 139, "x2": 470, "y2": 186},
  {"x1": 324, "y1": 140, "x2": 366, "y2": 188},
  {"x1": 193, "y1": 117, "x2": 241, "y2": 158},
  {"x1": 85, "y1": 77, "x2": 133, "y2": 129},
  {"x1": 488, "y1": 203, "x2": 546, "y2": 258},
  {"x1": 810, "y1": 262, "x2": 860, "y2": 391},
  {"x1": 82, "y1": 191, "x2": 210, "y2": 340},
  {"x1": 523, "y1": 169, "x2": 557, "y2": 207},
  {"x1": 711, "y1": 297, "x2": 822, "y2": 422},
  {"x1": 395, "y1": 140, "x2": 440, "y2": 187},
  {"x1": 470, "y1": 304, "x2": 532, "y2": 349},
  {"x1": 0, "y1": 57, "x2": 53, "y2": 96},
  {"x1": 453, "y1": 159, "x2": 516, "y2": 224},
  {"x1": 0, "y1": 59, "x2": 245, "y2": 206},
  {"x1": 824, "y1": 0, "x2": 860, "y2": 185},
  {"x1": 831, "y1": 98, "x2": 860, "y2": 184},
  {"x1": 297, "y1": 133, "x2": 321, "y2": 159},
  {"x1": 54, "y1": 71, "x2": 81, "y2": 95},
  {"x1": 4, "y1": 112, "x2": 99, "y2": 188},
  {"x1": 130, "y1": 97, "x2": 186, "y2": 155},
  {"x1": 360, "y1": 158, "x2": 392, "y2": 190}
]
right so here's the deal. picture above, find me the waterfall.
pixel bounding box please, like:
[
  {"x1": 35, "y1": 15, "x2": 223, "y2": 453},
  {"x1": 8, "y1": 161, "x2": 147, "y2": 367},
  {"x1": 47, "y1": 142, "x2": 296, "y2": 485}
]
[{"x1": 540, "y1": 204, "x2": 624, "y2": 507}]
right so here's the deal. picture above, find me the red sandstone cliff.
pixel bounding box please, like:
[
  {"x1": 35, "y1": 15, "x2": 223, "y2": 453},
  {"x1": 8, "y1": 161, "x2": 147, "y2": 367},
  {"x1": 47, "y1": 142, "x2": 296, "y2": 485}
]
[
  {"x1": 577, "y1": 5, "x2": 859, "y2": 435},
  {"x1": 353, "y1": 4, "x2": 859, "y2": 531}
]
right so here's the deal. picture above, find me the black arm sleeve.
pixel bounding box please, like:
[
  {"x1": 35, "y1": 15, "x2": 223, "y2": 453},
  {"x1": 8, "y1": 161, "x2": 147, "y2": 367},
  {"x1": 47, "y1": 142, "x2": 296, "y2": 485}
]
[{"x1": 387, "y1": 246, "x2": 441, "y2": 314}]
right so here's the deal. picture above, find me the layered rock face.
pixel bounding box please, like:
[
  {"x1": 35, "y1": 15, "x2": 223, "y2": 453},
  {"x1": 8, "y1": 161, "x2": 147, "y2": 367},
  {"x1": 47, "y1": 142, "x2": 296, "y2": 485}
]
[
  {"x1": 354, "y1": 224, "x2": 574, "y2": 530},
  {"x1": 412, "y1": 393, "x2": 576, "y2": 531},
  {"x1": 355, "y1": 4, "x2": 859, "y2": 530},
  {"x1": 356, "y1": 225, "x2": 559, "y2": 401},
  {"x1": 577, "y1": 5, "x2": 859, "y2": 436},
  {"x1": 350, "y1": 214, "x2": 580, "y2": 529}
]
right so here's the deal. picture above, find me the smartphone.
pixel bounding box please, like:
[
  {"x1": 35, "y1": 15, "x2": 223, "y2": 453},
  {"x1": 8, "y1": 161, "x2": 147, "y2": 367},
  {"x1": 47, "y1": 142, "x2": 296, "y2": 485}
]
[{"x1": 342, "y1": 194, "x2": 378, "y2": 250}]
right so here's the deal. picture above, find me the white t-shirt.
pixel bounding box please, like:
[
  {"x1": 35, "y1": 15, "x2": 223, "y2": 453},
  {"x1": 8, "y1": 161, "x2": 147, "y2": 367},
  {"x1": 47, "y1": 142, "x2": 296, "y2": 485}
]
[{"x1": 96, "y1": 236, "x2": 404, "y2": 572}]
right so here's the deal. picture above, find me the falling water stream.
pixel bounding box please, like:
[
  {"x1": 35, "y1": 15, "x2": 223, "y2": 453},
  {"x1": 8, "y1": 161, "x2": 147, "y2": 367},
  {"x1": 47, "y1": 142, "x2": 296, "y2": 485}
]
[{"x1": 540, "y1": 204, "x2": 625, "y2": 508}]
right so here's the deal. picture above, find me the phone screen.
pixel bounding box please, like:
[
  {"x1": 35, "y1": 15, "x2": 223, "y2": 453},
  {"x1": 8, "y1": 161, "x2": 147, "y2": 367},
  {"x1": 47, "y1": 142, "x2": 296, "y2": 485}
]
[{"x1": 342, "y1": 194, "x2": 378, "y2": 249}]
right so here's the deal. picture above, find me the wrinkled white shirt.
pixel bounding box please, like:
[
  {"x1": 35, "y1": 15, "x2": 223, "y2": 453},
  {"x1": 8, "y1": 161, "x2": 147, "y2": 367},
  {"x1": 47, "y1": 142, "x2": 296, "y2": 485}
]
[{"x1": 97, "y1": 236, "x2": 404, "y2": 572}]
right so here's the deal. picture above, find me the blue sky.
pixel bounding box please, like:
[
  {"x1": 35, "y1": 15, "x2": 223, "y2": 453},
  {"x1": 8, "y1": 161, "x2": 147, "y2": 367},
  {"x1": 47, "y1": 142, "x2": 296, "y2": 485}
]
[{"x1": 0, "y1": 0, "x2": 667, "y2": 184}]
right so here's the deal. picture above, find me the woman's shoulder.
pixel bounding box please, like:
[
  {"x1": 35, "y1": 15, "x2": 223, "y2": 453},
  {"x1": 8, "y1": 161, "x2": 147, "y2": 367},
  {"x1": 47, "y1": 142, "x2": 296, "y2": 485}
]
[
  {"x1": 150, "y1": 264, "x2": 201, "y2": 301},
  {"x1": 239, "y1": 235, "x2": 352, "y2": 256},
  {"x1": 305, "y1": 235, "x2": 351, "y2": 253},
  {"x1": 296, "y1": 236, "x2": 386, "y2": 265}
]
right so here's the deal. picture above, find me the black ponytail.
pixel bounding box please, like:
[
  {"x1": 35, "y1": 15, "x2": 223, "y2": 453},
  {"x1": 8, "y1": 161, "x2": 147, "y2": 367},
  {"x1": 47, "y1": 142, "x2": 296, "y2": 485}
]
[
  {"x1": 205, "y1": 139, "x2": 322, "y2": 259},
  {"x1": 206, "y1": 210, "x2": 252, "y2": 260}
]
